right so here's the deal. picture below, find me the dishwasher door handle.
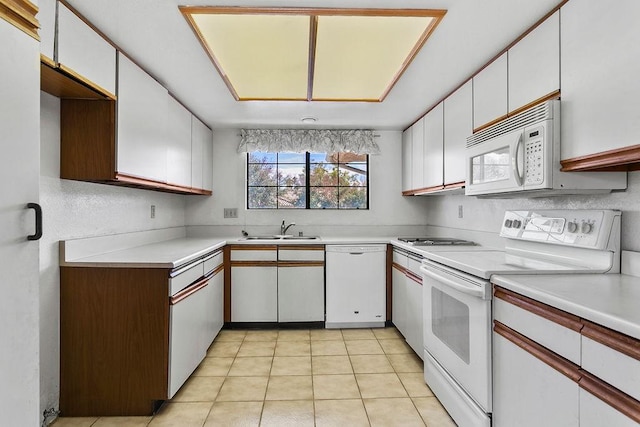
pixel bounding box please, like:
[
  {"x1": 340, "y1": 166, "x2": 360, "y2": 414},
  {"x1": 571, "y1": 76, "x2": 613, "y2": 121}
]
[{"x1": 349, "y1": 252, "x2": 364, "y2": 255}]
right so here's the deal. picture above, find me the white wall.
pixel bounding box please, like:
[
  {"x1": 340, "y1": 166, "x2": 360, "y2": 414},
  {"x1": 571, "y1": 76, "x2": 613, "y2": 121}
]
[
  {"x1": 39, "y1": 92, "x2": 186, "y2": 417},
  {"x1": 186, "y1": 129, "x2": 431, "y2": 237},
  {"x1": 424, "y1": 173, "x2": 640, "y2": 251}
]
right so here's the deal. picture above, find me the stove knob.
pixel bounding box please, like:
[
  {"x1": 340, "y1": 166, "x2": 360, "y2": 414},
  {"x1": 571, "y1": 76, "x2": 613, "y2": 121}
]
[
  {"x1": 512, "y1": 219, "x2": 522, "y2": 229},
  {"x1": 504, "y1": 219, "x2": 513, "y2": 228},
  {"x1": 567, "y1": 222, "x2": 578, "y2": 233},
  {"x1": 581, "y1": 222, "x2": 593, "y2": 234}
]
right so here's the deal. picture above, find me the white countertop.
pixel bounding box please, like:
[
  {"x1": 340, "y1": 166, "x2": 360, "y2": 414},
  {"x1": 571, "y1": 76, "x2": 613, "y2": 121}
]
[{"x1": 492, "y1": 273, "x2": 640, "y2": 340}]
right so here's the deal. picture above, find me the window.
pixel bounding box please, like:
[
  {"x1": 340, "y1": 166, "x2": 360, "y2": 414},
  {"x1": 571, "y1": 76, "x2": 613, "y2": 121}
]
[{"x1": 247, "y1": 152, "x2": 369, "y2": 209}]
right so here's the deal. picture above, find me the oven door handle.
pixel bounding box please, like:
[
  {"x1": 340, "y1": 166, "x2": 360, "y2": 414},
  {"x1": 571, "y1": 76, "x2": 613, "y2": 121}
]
[{"x1": 420, "y1": 265, "x2": 486, "y2": 299}]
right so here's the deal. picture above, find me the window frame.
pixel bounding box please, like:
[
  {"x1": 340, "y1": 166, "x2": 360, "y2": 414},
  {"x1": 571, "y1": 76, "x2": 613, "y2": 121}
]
[{"x1": 246, "y1": 151, "x2": 369, "y2": 210}]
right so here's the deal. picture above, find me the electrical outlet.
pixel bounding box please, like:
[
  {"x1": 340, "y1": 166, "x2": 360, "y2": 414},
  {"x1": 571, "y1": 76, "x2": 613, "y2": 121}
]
[
  {"x1": 150, "y1": 205, "x2": 156, "y2": 219},
  {"x1": 224, "y1": 208, "x2": 238, "y2": 218},
  {"x1": 458, "y1": 205, "x2": 463, "y2": 218}
]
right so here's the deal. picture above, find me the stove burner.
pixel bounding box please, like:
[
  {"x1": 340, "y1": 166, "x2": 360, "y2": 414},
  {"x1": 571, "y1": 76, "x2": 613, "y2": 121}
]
[{"x1": 397, "y1": 237, "x2": 476, "y2": 246}]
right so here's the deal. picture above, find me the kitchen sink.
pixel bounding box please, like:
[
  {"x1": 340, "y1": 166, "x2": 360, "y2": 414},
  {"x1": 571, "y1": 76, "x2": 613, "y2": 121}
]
[{"x1": 241, "y1": 235, "x2": 319, "y2": 241}]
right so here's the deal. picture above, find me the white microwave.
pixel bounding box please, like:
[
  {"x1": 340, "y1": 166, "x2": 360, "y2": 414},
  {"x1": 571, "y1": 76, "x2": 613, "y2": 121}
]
[{"x1": 465, "y1": 100, "x2": 626, "y2": 197}]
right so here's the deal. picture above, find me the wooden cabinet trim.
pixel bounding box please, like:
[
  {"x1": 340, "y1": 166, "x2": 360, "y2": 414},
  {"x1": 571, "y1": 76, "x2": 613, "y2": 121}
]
[
  {"x1": 230, "y1": 261, "x2": 278, "y2": 267},
  {"x1": 580, "y1": 370, "x2": 640, "y2": 424},
  {"x1": 582, "y1": 320, "x2": 640, "y2": 362},
  {"x1": 278, "y1": 245, "x2": 325, "y2": 251},
  {"x1": 494, "y1": 320, "x2": 581, "y2": 383},
  {"x1": 170, "y1": 276, "x2": 209, "y2": 305},
  {"x1": 277, "y1": 261, "x2": 324, "y2": 268},
  {"x1": 386, "y1": 243, "x2": 393, "y2": 322},
  {"x1": 405, "y1": 270, "x2": 422, "y2": 285},
  {"x1": 402, "y1": 184, "x2": 444, "y2": 196},
  {"x1": 443, "y1": 181, "x2": 465, "y2": 190},
  {"x1": 494, "y1": 286, "x2": 583, "y2": 332},
  {"x1": 392, "y1": 262, "x2": 407, "y2": 274},
  {"x1": 507, "y1": 89, "x2": 560, "y2": 118},
  {"x1": 560, "y1": 143, "x2": 640, "y2": 172},
  {"x1": 229, "y1": 245, "x2": 278, "y2": 251},
  {"x1": 114, "y1": 173, "x2": 211, "y2": 195},
  {"x1": 0, "y1": 0, "x2": 38, "y2": 40},
  {"x1": 223, "y1": 246, "x2": 231, "y2": 322},
  {"x1": 210, "y1": 264, "x2": 224, "y2": 277},
  {"x1": 58, "y1": 63, "x2": 117, "y2": 100}
]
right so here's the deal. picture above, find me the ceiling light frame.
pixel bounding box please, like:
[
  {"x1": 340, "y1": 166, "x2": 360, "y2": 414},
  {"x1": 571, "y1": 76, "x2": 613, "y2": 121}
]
[{"x1": 180, "y1": 7, "x2": 446, "y2": 102}]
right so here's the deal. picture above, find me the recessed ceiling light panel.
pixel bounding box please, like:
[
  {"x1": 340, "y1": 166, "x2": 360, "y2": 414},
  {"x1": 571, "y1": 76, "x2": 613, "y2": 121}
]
[{"x1": 181, "y1": 7, "x2": 446, "y2": 102}]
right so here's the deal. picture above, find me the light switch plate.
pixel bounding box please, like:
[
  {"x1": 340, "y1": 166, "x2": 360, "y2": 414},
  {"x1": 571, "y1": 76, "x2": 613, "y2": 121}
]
[{"x1": 224, "y1": 208, "x2": 238, "y2": 218}]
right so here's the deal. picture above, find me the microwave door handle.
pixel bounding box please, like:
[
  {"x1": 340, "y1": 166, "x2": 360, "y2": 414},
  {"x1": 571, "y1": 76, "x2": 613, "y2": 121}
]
[
  {"x1": 420, "y1": 266, "x2": 486, "y2": 299},
  {"x1": 512, "y1": 133, "x2": 524, "y2": 186}
]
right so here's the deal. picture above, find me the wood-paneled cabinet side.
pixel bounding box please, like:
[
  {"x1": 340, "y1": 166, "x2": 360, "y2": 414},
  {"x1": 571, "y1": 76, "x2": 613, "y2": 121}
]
[
  {"x1": 443, "y1": 81, "x2": 472, "y2": 185},
  {"x1": 560, "y1": 0, "x2": 640, "y2": 160}
]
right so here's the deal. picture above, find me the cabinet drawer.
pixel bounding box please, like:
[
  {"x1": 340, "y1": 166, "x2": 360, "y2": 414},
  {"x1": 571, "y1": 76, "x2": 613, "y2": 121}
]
[
  {"x1": 493, "y1": 287, "x2": 582, "y2": 364},
  {"x1": 581, "y1": 321, "x2": 640, "y2": 402},
  {"x1": 57, "y1": 4, "x2": 116, "y2": 96},
  {"x1": 406, "y1": 256, "x2": 422, "y2": 277},
  {"x1": 279, "y1": 246, "x2": 324, "y2": 261},
  {"x1": 231, "y1": 247, "x2": 277, "y2": 261},
  {"x1": 393, "y1": 249, "x2": 408, "y2": 267},
  {"x1": 170, "y1": 262, "x2": 204, "y2": 296},
  {"x1": 203, "y1": 251, "x2": 223, "y2": 275}
]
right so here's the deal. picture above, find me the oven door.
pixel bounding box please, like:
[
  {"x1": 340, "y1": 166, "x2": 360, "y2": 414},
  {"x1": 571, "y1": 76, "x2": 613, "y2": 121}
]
[{"x1": 421, "y1": 259, "x2": 492, "y2": 412}]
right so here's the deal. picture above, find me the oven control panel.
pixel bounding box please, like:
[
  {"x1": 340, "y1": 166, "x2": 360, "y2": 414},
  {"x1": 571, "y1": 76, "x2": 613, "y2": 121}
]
[{"x1": 500, "y1": 210, "x2": 621, "y2": 249}]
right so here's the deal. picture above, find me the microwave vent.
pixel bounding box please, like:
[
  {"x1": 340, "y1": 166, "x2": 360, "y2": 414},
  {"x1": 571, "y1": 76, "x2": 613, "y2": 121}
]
[{"x1": 466, "y1": 100, "x2": 557, "y2": 148}]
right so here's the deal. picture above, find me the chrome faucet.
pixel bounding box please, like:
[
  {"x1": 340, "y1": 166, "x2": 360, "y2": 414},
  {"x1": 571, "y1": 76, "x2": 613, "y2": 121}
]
[{"x1": 280, "y1": 220, "x2": 296, "y2": 235}]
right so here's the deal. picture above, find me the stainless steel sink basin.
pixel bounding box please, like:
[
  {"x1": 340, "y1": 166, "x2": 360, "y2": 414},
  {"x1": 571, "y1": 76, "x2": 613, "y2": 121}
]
[{"x1": 241, "y1": 235, "x2": 319, "y2": 241}]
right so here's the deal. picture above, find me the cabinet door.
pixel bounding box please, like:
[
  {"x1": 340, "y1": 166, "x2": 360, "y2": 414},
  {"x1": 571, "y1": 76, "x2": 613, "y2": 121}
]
[
  {"x1": 166, "y1": 96, "x2": 192, "y2": 187},
  {"x1": 508, "y1": 11, "x2": 559, "y2": 113},
  {"x1": 580, "y1": 385, "x2": 640, "y2": 427},
  {"x1": 493, "y1": 328, "x2": 579, "y2": 427},
  {"x1": 443, "y1": 81, "x2": 472, "y2": 184},
  {"x1": 392, "y1": 265, "x2": 407, "y2": 337},
  {"x1": 204, "y1": 269, "x2": 224, "y2": 348},
  {"x1": 405, "y1": 275, "x2": 423, "y2": 357},
  {"x1": 117, "y1": 53, "x2": 168, "y2": 182},
  {"x1": 473, "y1": 53, "x2": 508, "y2": 130},
  {"x1": 423, "y1": 102, "x2": 444, "y2": 188},
  {"x1": 411, "y1": 118, "x2": 425, "y2": 189},
  {"x1": 401, "y1": 128, "x2": 413, "y2": 192},
  {"x1": 191, "y1": 116, "x2": 213, "y2": 191},
  {"x1": 231, "y1": 266, "x2": 278, "y2": 322},
  {"x1": 560, "y1": 0, "x2": 640, "y2": 159},
  {"x1": 278, "y1": 266, "x2": 324, "y2": 322},
  {"x1": 0, "y1": 19, "x2": 40, "y2": 425},
  {"x1": 39, "y1": 0, "x2": 57, "y2": 61},
  {"x1": 57, "y1": 3, "x2": 116, "y2": 95}
]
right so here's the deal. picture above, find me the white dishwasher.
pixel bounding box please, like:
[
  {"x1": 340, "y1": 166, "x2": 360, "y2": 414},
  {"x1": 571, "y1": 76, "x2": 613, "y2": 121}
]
[{"x1": 325, "y1": 244, "x2": 387, "y2": 329}]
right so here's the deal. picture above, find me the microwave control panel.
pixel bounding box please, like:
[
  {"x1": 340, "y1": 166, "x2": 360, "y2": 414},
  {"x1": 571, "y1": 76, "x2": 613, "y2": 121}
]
[{"x1": 524, "y1": 126, "x2": 544, "y2": 185}]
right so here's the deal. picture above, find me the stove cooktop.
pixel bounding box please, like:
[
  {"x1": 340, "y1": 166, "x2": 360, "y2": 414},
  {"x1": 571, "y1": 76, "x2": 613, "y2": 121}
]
[{"x1": 397, "y1": 237, "x2": 476, "y2": 246}]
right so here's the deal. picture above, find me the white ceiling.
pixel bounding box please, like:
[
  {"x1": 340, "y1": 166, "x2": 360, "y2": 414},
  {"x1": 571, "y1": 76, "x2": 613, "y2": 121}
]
[{"x1": 65, "y1": 0, "x2": 560, "y2": 130}]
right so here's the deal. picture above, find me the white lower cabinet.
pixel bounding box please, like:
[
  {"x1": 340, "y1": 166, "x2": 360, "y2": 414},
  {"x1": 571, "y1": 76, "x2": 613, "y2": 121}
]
[
  {"x1": 492, "y1": 328, "x2": 580, "y2": 427},
  {"x1": 580, "y1": 386, "x2": 639, "y2": 427},
  {"x1": 278, "y1": 266, "x2": 324, "y2": 322},
  {"x1": 392, "y1": 248, "x2": 423, "y2": 357},
  {"x1": 231, "y1": 266, "x2": 278, "y2": 322}
]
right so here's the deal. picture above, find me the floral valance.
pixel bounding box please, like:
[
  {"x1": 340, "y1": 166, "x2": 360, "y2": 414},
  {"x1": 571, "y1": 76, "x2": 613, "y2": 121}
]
[{"x1": 238, "y1": 129, "x2": 380, "y2": 155}]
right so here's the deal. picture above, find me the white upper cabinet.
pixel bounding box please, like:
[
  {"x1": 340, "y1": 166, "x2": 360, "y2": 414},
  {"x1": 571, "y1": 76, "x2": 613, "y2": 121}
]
[
  {"x1": 191, "y1": 116, "x2": 213, "y2": 191},
  {"x1": 560, "y1": 0, "x2": 640, "y2": 160},
  {"x1": 57, "y1": 3, "x2": 116, "y2": 96},
  {"x1": 401, "y1": 128, "x2": 413, "y2": 192},
  {"x1": 444, "y1": 81, "x2": 472, "y2": 185},
  {"x1": 411, "y1": 117, "x2": 425, "y2": 189},
  {"x1": 508, "y1": 11, "x2": 559, "y2": 113},
  {"x1": 423, "y1": 103, "x2": 444, "y2": 188},
  {"x1": 38, "y1": 0, "x2": 56, "y2": 61},
  {"x1": 117, "y1": 53, "x2": 168, "y2": 182},
  {"x1": 166, "y1": 96, "x2": 192, "y2": 187},
  {"x1": 473, "y1": 53, "x2": 508, "y2": 130}
]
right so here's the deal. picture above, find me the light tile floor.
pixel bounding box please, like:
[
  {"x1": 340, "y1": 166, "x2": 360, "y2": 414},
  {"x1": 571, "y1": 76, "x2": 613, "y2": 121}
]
[{"x1": 53, "y1": 327, "x2": 456, "y2": 427}]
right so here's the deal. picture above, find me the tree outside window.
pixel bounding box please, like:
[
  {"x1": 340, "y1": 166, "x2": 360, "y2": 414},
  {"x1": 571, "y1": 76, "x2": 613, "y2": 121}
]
[{"x1": 247, "y1": 152, "x2": 368, "y2": 209}]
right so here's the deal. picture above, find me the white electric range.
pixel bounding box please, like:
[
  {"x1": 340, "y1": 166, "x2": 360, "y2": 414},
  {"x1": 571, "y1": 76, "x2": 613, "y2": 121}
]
[{"x1": 419, "y1": 209, "x2": 621, "y2": 427}]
